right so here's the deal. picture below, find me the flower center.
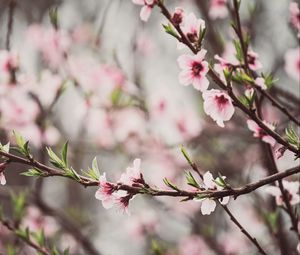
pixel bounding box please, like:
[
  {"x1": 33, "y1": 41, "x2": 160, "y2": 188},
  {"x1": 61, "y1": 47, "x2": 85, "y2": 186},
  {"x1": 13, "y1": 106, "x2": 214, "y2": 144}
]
[
  {"x1": 215, "y1": 94, "x2": 228, "y2": 106},
  {"x1": 247, "y1": 54, "x2": 255, "y2": 65},
  {"x1": 192, "y1": 62, "x2": 203, "y2": 76},
  {"x1": 187, "y1": 32, "x2": 198, "y2": 43}
]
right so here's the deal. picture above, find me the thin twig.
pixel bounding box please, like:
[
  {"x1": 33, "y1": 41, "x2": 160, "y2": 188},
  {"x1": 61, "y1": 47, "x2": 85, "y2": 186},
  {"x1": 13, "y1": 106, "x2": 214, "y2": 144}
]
[{"x1": 222, "y1": 205, "x2": 268, "y2": 255}]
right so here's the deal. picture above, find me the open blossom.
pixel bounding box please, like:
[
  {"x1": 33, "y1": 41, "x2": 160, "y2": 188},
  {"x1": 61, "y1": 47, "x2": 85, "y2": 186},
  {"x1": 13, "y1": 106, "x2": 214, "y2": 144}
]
[
  {"x1": 247, "y1": 50, "x2": 262, "y2": 71},
  {"x1": 247, "y1": 120, "x2": 276, "y2": 146},
  {"x1": 265, "y1": 180, "x2": 300, "y2": 206},
  {"x1": 284, "y1": 47, "x2": 300, "y2": 82},
  {"x1": 132, "y1": 0, "x2": 155, "y2": 22},
  {"x1": 95, "y1": 173, "x2": 116, "y2": 209},
  {"x1": 177, "y1": 49, "x2": 209, "y2": 91},
  {"x1": 119, "y1": 158, "x2": 143, "y2": 185},
  {"x1": 202, "y1": 89, "x2": 235, "y2": 127},
  {"x1": 255, "y1": 77, "x2": 267, "y2": 90},
  {"x1": 289, "y1": 2, "x2": 300, "y2": 33},
  {"x1": 209, "y1": 0, "x2": 228, "y2": 20},
  {"x1": 195, "y1": 171, "x2": 230, "y2": 215}
]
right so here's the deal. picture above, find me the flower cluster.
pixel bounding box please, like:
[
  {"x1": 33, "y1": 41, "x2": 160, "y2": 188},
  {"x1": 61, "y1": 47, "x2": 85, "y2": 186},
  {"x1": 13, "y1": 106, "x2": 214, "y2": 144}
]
[
  {"x1": 247, "y1": 120, "x2": 276, "y2": 146},
  {"x1": 95, "y1": 159, "x2": 144, "y2": 214}
]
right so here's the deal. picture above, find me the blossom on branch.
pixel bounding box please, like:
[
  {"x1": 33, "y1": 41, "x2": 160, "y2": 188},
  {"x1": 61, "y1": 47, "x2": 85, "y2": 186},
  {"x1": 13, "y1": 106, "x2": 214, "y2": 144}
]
[
  {"x1": 202, "y1": 89, "x2": 235, "y2": 127},
  {"x1": 265, "y1": 180, "x2": 300, "y2": 206},
  {"x1": 247, "y1": 120, "x2": 276, "y2": 146},
  {"x1": 195, "y1": 171, "x2": 230, "y2": 215},
  {"x1": 247, "y1": 50, "x2": 262, "y2": 71},
  {"x1": 177, "y1": 49, "x2": 209, "y2": 91},
  {"x1": 95, "y1": 173, "x2": 117, "y2": 209},
  {"x1": 132, "y1": 0, "x2": 155, "y2": 22}
]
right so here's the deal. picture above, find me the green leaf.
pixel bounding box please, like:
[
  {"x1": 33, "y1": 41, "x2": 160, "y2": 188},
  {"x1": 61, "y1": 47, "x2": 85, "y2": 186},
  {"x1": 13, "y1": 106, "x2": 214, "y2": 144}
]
[
  {"x1": 11, "y1": 192, "x2": 26, "y2": 220},
  {"x1": 111, "y1": 87, "x2": 122, "y2": 106},
  {"x1": 162, "y1": 23, "x2": 178, "y2": 39},
  {"x1": 185, "y1": 171, "x2": 200, "y2": 189},
  {"x1": 47, "y1": 147, "x2": 65, "y2": 169},
  {"x1": 0, "y1": 142, "x2": 10, "y2": 153},
  {"x1": 233, "y1": 39, "x2": 243, "y2": 62},
  {"x1": 49, "y1": 6, "x2": 59, "y2": 29},
  {"x1": 33, "y1": 229, "x2": 46, "y2": 247},
  {"x1": 163, "y1": 178, "x2": 179, "y2": 191},
  {"x1": 84, "y1": 157, "x2": 100, "y2": 180},
  {"x1": 180, "y1": 146, "x2": 193, "y2": 166},
  {"x1": 261, "y1": 73, "x2": 278, "y2": 88},
  {"x1": 285, "y1": 126, "x2": 300, "y2": 148},
  {"x1": 21, "y1": 168, "x2": 45, "y2": 177},
  {"x1": 13, "y1": 131, "x2": 31, "y2": 157},
  {"x1": 61, "y1": 142, "x2": 69, "y2": 167}
]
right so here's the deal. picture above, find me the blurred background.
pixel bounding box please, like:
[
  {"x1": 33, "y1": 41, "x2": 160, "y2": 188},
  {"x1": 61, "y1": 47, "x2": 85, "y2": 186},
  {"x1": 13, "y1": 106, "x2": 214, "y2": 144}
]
[{"x1": 0, "y1": 0, "x2": 299, "y2": 254}]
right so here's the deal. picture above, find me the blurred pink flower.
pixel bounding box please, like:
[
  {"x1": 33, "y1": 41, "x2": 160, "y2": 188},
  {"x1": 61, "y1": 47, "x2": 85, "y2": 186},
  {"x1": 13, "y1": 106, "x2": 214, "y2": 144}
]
[
  {"x1": 209, "y1": 0, "x2": 228, "y2": 20},
  {"x1": 284, "y1": 47, "x2": 300, "y2": 82},
  {"x1": 265, "y1": 180, "x2": 300, "y2": 206},
  {"x1": 247, "y1": 119, "x2": 276, "y2": 146},
  {"x1": 27, "y1": 25, "x2": 71, "y2": 68},
  {"x1": 289, "y1": 2, "x2": 300, "y2": 33},
  {"x1": 247, "y1": 50, "x2": 262, "y2": 71},
  {"x1": 132, "y1": 0, "x2": 155, "y2": 22},
  {"x1": 43, "y1": 126, "x2": 60, "y2": 146},
  {"x1": 178, "y1": 235, "x2": 212, "y2": 255},
  {"x1": 95, "y1": 173, "x2": 116, "y2": 209},
  {"x1": 202, "y1": 89, "x2": 235, "y2": 127},
  {"x1": 119, "y1": 158, "x2": 143, "y2": 185},
  {"x1": 115, "y1": 191, "x2": 132, "y2": 215},
  {"x1": 177, "y1": 49, "x2": 209, "y2": 91},
  {"x1": 21, "y1": 206, "x2": 58, "y2": 236}
]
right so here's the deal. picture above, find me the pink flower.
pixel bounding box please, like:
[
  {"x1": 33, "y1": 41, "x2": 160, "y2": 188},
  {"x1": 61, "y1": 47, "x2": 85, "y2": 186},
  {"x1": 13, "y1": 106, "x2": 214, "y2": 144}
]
[
  {"x1": 202, "y1": 89, "x2": 235, "y2": 127},
  {"x1": 195, "y1": 171, "x2": 230, "y2": 215},
  {"x1": 247, "y1": 120, "x2": 276, "y2": 146},
  {"x1": 177, "y1": 50, "x2": 209, "y2": 91},
  {"x1": 171, "y1": 7, "x2": 184, "y2": 25},
  {"x1": 255, "y1": 77, "x2": 267, "y2": 90},
  {"x1": 119, "y1": 158, "x2": 143, "y2": 185},
  {"x1": 95, "y1": 173, "x2": 117, "y2": 209},
  {"x1": 265, "y1": 180, "x2": 300, "y2": 206},
  {"x1": 289, "y1": 2, "x2": 300, "y2": 33},
  {"x1": 247, "y1": 50, "x2": 262, "y2": 71},
  {"x1": 180, "y1": 13, "x2": 205, "y2": 44},
  {"x1": 209, "y1": 0, "x2": 228, "y2": 20},
  {"x1": 115, "y1": 192, "x2": 133, "y2": 215},
  {"x1": 132, "y1": 0, "x2": 155, "y2": 22},
  {"x1": 284, "y1": 47, "x2": 300, "y2": 82}
]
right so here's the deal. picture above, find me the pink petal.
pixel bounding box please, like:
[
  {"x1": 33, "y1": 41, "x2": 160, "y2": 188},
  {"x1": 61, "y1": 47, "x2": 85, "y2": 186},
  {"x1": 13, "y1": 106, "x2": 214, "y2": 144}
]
[
  {"x1": 203, "y1": 171, "x2": 215, "y2": 188},
  {"x1": 262, "y1": 135, "x2": 276, "y2": 147},
  {"x1": 192, "y1": 76, "x2": 209, "y2": 91},
  {"x1": 0, "y1": 173, "x2": 6, "y2": 185},
  {"x1": 177, "y1": 54, "x2": 193, "y2": 69},
  {"x1": 140, "y1": 6, "x2": 152, "y2": 22},
  {"x1": 132, "y1": 0, "x2": 144, "y2": 5},
  {"x1": 178, "y1": 70, "x2": 193, "y2": 86}
]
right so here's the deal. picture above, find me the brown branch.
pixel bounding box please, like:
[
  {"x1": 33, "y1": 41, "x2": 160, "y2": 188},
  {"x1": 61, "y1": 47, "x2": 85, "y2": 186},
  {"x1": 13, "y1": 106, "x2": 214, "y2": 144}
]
[
  {"x1": 5, "y1": 0, "x2": 16, "y2": 51},
  {"x1": 222, "y1": 205, "x2": 268, "y2": 255},
  {"x1": 0, "y1": 150, "x2": 299, "y2": 200}
]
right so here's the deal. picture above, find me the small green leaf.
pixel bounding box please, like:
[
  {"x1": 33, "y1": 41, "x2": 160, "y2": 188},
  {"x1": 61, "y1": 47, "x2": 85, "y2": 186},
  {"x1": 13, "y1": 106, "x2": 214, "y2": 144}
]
[
  {"x1": 61, "y1": 142, "x2": 69, "y2": 167},
  {"x1": 163, "y1": 178, "x2": 179, "y2": 191},
  {"x1": 21, "y1": 168, "x2": 45, "y2": 177},
  {"x1": 162, "y1": 23, "x2": 178, "y2": 39},
  {"x1": 185, "y1": 171, "x2": 200, "y2": 189},
  {"x1": 49, "y1": 6, "x2": 59, "y2": 29}
]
